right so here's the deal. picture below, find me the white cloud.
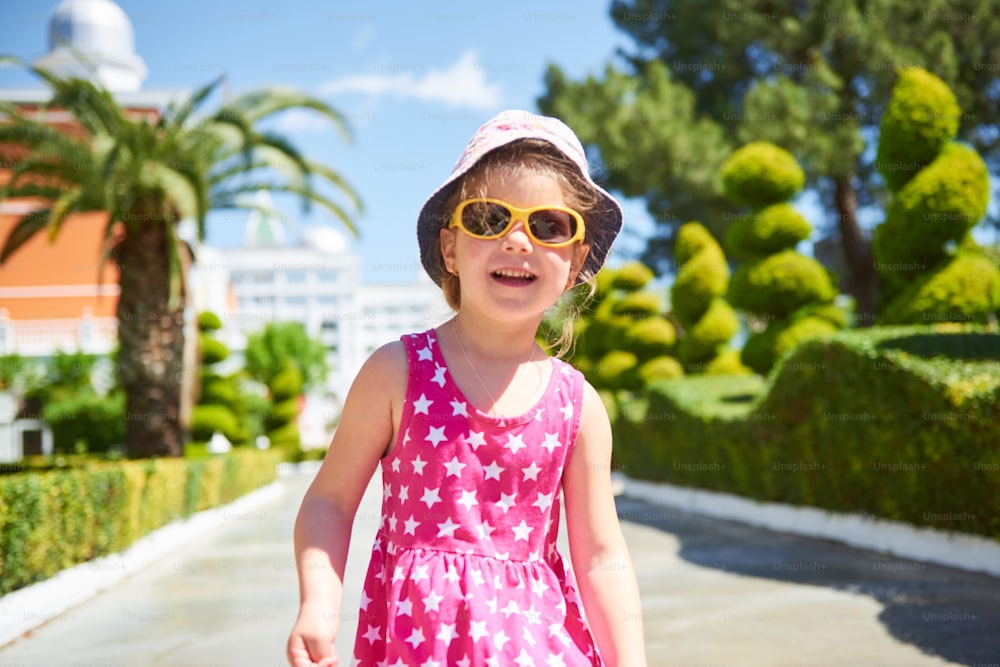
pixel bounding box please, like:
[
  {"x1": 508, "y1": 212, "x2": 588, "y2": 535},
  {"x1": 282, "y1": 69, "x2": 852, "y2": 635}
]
[
  {"x1": 318, "y1": 50, "x2": 502, "y2": 110},
  {"x1": 270, "y1": 108, "x2": 331, "y2": 133}
]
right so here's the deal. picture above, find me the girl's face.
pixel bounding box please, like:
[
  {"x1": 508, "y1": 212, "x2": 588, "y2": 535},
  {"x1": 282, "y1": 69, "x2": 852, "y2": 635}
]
[{"x1": 439, "y1": 171, "x2": 590, "y2": 322}]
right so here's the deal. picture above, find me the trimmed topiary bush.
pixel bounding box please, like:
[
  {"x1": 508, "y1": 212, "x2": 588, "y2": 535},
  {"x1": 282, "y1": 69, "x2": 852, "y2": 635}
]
[
  {"x1": 724, "y1": 203, "x2": 812, "y2": 259},
  {"x1": 720, "y1": 143, "x2": 843, "y2": 374},
  {"x1": 876, "y1": 67, "x2": 961, "y2": 192},
  {"x1": 200, "y1": 336, "x2": 230, "y2": 365},
  {"x1": 611, "y1": 325, "x2": 1000, "y2": 539},
  {"x1": 878, "y1": 252, "x2": 1000, "y2": 325},
  {"x1": 670, "y1": 222, "x2": 740, "y2": 372},
  {"x1": 191, "y1": 404, "x2": 241, "y2": 443},
  {"x1": 197, "y1": 311, "x2": 223, "y2": 332},
  {"x1": 623, "y1": 317, "x2": 677, "y2": 359},
  {"x1": 638, "y1": 355, "x2": 685, "y2": 384},
  {"x1": 728, "y1": 250, "x2": 836, "y2": 319},
  {"x1": 595, "y1": 350, "x2": 640, "y2": 391},
  {"x1": 559, "y1": 261, "x2": 683, "y2": 391},
  {"x1": 677, "y1": 298, "x2": 740, "y2": 366},
  {"x1": 873, "y1": 68, "x2": 1000, "y2": 321},
  {"x1": 720, "y1": 142, "x2": 806, "y2": 208}
]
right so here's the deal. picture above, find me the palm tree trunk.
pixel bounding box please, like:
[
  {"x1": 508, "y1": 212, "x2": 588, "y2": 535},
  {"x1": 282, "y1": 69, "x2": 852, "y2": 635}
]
[
  {"x1": 833, "y1": 176, "x2": 879, "y2": 326},
  {"x1": 113, "y1": 222, "x2": 186, "y2": 457}
]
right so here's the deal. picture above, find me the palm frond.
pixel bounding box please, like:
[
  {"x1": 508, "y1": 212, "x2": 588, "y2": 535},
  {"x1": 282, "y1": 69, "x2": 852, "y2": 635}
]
[
  {"x1": 0, "y1": 209, "x2": 51, "y2": 265},
  {"x1": 226, "y1": 87, "x2": 352, "y2": 142},
  {"x1": 46, "y1": 189, "x2": 84, "y2": 242},
  {"x1": 160, "y1": 75, "x2": 225, "y2": 131}
]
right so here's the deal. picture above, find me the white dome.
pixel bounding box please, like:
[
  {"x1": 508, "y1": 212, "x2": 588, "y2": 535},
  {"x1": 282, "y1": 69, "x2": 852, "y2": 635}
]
[
  {"x1": 303, "y1": 226, "x2": 349, "y2": 254},
  {"x1": 49, "y1": 0, "x2": 135, "y2": 59},
  {"x1": 35, "y1": 0, "x2": 147, "y2": 92}
]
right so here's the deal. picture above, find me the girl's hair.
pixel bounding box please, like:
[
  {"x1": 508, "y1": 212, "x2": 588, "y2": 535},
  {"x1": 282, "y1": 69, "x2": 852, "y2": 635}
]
[{"x1": 437, "y1": 139, "x2": 599, "y2": 357}]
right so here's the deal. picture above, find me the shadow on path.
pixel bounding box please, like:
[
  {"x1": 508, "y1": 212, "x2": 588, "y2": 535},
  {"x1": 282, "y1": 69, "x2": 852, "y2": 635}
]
[{"x1": 617, "y1": 495, "x2": 1000, "y2": 666}]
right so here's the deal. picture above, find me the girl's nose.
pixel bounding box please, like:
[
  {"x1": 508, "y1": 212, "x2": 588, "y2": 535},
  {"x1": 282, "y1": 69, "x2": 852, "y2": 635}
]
[{"x1": 502, "y1": 219, "x2": 533, "y2": 252}]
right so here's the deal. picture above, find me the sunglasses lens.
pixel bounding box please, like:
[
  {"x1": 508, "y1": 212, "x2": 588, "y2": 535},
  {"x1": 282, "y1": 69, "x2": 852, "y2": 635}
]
[
  {"x1": 529, "y1": 209, "x2": 576, "y2": 244},
  {"x1": 461, "y1": 201, "x2": 511, "y2": 237}
]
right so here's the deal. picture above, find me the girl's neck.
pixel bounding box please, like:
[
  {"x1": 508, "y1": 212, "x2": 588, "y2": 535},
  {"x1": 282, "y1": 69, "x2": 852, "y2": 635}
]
[{"x1": 448, "y1": 313, "x2": 543, "y2": 363}]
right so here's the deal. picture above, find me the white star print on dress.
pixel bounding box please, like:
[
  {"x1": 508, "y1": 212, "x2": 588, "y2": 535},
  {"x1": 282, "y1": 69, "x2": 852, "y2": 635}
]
[{"x1": 351, "y1": 330, "x2": 604, "y2": 665}]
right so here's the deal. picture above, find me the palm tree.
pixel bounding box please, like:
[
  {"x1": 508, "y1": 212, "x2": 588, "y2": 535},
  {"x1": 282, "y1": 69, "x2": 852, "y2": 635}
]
[{"x1": 0, "y1": 57, "x2": 361, "y2": 458}]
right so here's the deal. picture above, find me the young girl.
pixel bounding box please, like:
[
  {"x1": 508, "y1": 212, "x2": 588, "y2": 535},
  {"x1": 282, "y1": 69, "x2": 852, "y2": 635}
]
[{"x1": 287, "y1": 110, "x2": 647, "y2": 667}]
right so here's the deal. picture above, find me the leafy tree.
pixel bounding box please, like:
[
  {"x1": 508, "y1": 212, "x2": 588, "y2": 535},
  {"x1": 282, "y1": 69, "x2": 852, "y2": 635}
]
[
  {"x1": 0, "y1": 58, "x2": 361, "y2": 457},
  {"x1": 539, "y1": 0, "x2": 1000, "y2": 322},
  {"x1": 244, "y1": 321, "x2": 328, "y2": 392}
]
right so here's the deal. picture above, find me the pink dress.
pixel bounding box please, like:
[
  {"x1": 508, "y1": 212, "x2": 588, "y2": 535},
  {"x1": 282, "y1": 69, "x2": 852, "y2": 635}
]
[{"x1": 351, "y1": 329, "x2": 604, "y2": 665}]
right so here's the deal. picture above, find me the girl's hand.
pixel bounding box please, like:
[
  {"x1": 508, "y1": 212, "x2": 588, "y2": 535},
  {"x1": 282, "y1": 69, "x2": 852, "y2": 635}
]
[{"x1": 287, "y1": 605, "x2": 339, "y2": 667}]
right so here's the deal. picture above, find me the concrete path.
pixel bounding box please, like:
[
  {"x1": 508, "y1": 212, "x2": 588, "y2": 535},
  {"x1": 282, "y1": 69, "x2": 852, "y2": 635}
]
[{"x1": 0, "y1": 469, "x2": 997, "y2": 666}]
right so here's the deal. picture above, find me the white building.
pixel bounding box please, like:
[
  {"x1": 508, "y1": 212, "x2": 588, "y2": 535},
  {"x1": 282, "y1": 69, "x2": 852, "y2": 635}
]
[{"x1": 196, "y1": 198, "x2": 451, "y2": 412}]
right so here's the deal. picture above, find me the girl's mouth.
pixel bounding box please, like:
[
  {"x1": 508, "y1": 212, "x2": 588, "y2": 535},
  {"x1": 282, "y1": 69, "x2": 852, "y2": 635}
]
[{"x1": 491, "y1": 269, "x2": 537, "y2": 286}]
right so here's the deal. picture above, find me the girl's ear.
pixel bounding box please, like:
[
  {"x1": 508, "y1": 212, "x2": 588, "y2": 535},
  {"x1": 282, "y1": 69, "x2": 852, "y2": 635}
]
[
  {"x1": 440, "y1": 227, "x2": 459, "y2": 275},
  {"x1": 566, "y1": 243, "x2": 591, "y2": 289}
]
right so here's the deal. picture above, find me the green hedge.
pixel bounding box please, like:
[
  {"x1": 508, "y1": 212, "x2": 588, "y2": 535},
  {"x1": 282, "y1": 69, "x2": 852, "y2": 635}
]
[
  {"x1": 0, "y1": 449, "x2": 281, "y2": 594},
  {"x1": 611, "y1": 325, "x2": 1000, "y2": 538}
]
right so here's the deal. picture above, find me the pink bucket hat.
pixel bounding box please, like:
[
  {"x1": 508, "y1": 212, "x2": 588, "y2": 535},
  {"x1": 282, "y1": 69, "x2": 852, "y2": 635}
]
[{"x1": 417, "y1": 109, "x2": 623, "y2": 286}]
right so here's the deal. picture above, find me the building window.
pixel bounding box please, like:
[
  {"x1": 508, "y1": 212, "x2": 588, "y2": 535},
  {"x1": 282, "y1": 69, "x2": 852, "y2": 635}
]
[
  {"x1": 317, "y1": 271, "x2": 338, "y2": 283},
  {"x1": 286, "y1": 271, "x2": 307, "y2": 284},
  {"x1": 287, "y1": 296, "x2": 307, "y2": 306}
]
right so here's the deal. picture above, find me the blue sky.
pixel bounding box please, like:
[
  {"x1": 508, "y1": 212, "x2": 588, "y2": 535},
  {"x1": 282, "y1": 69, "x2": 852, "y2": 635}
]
[{"x1": 0, "y1": 0, "x2": 657, "y2": 284}]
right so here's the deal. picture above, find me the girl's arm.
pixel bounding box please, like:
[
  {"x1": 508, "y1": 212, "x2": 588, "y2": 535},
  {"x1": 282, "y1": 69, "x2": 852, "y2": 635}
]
[
  {"x1": 287, "y1": 341, "x2": 406, "y2": 667},
  {"x1": 563, "y1": 381, "x2": 648, "y2": 667}
]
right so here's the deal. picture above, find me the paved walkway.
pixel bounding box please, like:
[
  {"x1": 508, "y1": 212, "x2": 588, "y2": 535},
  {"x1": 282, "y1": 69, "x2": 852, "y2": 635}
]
[{"x1": 1, "y1": 469, "x2": 997, "y2": 666}]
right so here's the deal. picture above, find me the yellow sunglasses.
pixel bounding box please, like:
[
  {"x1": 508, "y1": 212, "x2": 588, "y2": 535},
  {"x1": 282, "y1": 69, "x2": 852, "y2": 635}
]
[{"x1": 450, "y1": 198, "x2": 586, "y2": 248}]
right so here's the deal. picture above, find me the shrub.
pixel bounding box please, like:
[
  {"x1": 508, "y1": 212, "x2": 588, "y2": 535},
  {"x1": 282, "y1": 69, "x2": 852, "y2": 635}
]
[
  {"x1": 200, "y1": 336, "x2": 230, "y2": 365},
  {"x1": 879, "y1": 252, "x2": 1000, "y2": 325},
  {"x1": 638, "y1": 356, "x2": 685, "y2": 384},
  {"x1": 673, "y1": 221, "x2": 718, "y2": 266},
  {"x1": 611, "y1": 291, "x2": 662, "y2": 317},
  {"x1": 270, "y1": 364, "x2": 304, "y2": 402},
  {"x1": 613, "y1": 325, "x2": 1000, "y2": 538},
  {"x1": 728, "y1": 250, "x2": 836, "y2": 318},
  {"x1": 42, "y1": 391, "x2": 125, "y2": 454},
  {"x1": 704, "y1": 349, "x2": 752, "y2": 375},
  {"x1": 678, "y1": 299, "x2": 740, "y2": 366},
  {"x1": 0, "y1": 450, "x2": 280, "y2": 594},
  {"x1": 199, "y1": 372, "x2": 237, "y2": 406},
  {"x1": 724, "y1": 203, "x2": 812, "y2": 259},
  {"x1": 191, "y1": 404, "x2": 240, "y2": 443},
  {"x1": 197, "y1": 311, "x2": 223, "y2": 332},
  {"x1": 876, "y1": 67, "x2": 961, "y2": 192},
  {"x1": 873, "y1": 144, "x2": 990, "y2": 287},
  {"x1": 595, "y1": 350, "x2": 640, "y2": 391},
  {"x1": 720, "y1": 142, "x2": 805, "y2": 207},
  {"x1": 610, "y1": 260, "x2": 654, "y2": 290},
  {"x1": 670, "y1": 241, "x2": 728, "y2": 325},
  {"x1": 623, "y1": 317, "x2": 677, "y2": 360}
]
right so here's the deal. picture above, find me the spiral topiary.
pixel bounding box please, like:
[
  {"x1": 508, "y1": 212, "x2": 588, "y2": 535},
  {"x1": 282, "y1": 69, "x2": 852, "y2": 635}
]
[
  {"x1": 669, "y1": 222, "x2": 742, "y2": 372},
  {"x1": 874, "y1": 142, "x2": 990, "y2": 290},
  {"x1": 724, "y1": 203, "x2": 813, "y2": 260},
  {"x1": 728, "y1": 250, "x2": 836, "y2": 319},
  {"x1": 877, "y1": 253, "x2": 1000, "y2": 325},
  {"x1": 194, "y1": 311, "x2": 243, "y2": 447},
  {"x1": 873, "y1": 67, "x2": 1000, "y2": 323},
  {"x1": 561, "y1": 261, "x2": 682, "y2": 391},
  {"x1": 875, "y1": 67, "x2": 961, "y2": 193},
  {"x1": 720, "y1": 143, "x2": 843, "y2": 373},
  {"x1": 721, "y1": 142, "x2": 806, "y2": 208}
]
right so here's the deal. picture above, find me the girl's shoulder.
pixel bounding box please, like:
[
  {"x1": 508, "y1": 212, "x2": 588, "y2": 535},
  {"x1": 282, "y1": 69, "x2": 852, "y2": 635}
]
[{"x1": 349, "y1": 339, "x2": 408, "y2": 400}]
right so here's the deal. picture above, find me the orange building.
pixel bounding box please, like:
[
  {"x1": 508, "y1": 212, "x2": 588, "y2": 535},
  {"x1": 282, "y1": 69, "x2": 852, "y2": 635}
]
[{"x1": 1, "y1": 0, "x2": 179, "y2": 359}]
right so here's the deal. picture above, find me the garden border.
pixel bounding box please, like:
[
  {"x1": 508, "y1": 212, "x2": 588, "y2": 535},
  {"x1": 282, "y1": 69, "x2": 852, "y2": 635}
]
[
  {"x1": 623, "y1": 477, "x2": 1000, "y2": 578},
  {"x1": 0, "y1": 478, "x2": 284, "y2": 649}
]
